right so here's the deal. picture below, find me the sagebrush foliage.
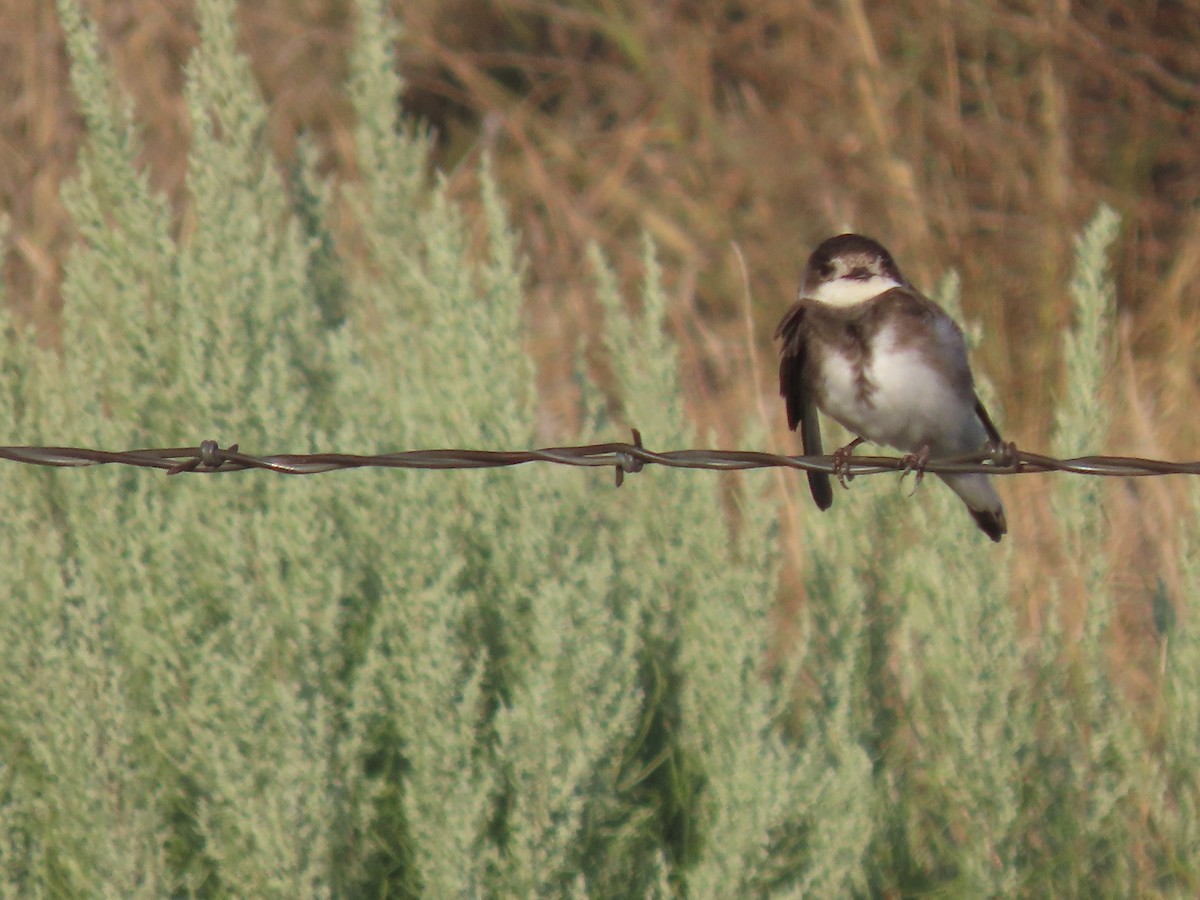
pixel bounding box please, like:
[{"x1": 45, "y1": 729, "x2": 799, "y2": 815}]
[{"x1": 0, "y1": 2, "x2": 1196, "y2": 898}]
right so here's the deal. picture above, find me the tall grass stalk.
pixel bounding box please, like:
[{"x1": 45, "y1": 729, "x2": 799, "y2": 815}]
[{"x1": 0, "y1": 3, "x2": 1197, "y2": 897}]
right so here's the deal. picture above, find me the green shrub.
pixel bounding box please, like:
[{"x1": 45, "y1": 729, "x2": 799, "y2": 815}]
[{"x1": 0, "y1": 3, "x2": 1196, "y2": 897}]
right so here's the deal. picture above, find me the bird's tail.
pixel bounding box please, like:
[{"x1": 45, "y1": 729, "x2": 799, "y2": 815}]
[{"x1": 938, "y1": 473, "x2": 1007, "y2": 543}]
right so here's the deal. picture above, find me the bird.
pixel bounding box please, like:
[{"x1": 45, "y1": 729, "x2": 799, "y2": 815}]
[{"x1": 775, "y1": 233, "x2": 1007, "y2": 542}]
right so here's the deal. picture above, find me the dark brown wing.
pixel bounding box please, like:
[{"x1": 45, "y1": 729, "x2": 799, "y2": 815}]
[
  {"x1": 775, "y1": 303, "x2": 833, "y2": 510},
  {"x1": 974, "y1": 395, "x2": 1003, "y2": 446}
]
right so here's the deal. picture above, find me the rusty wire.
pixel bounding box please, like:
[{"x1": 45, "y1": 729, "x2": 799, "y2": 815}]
[{"x1": 1, "y1": 431, "x2": 1198, "y2": 486}]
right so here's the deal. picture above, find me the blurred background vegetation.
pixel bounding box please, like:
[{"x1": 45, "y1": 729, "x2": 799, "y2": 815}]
[
  {"x1": 2, "y1": 1, "x2": 1197, "y2": 646},
  {"x1": 2, "y1": 2, "x2": 1199, "y2": 894}
]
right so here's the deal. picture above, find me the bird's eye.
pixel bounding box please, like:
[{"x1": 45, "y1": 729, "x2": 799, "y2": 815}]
[{"x1": 818, "y1": 262, "x2": 835, "y2": 278}]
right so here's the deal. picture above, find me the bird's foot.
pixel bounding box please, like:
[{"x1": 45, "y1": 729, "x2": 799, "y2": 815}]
[
  {"x1": 899, "y1": 445, "x2": 931, "y2": 494},
  {"x1": 832, "y1": 437, "x2": 864, "y2": 489}
]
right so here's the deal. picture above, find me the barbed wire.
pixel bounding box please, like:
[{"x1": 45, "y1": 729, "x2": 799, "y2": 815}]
[{"x1": 1, "y1": 431, "x2": 1198, "y2": 487}]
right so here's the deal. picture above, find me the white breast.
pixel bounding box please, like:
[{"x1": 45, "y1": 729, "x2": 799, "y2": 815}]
[{"x1": 818, "y1": 323, "x2": 981, "y2": 454}]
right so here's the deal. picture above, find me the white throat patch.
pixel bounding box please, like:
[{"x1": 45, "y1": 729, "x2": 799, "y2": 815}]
[{"x1": 805, "y1": 275, "x2": 900, "y2": 309}]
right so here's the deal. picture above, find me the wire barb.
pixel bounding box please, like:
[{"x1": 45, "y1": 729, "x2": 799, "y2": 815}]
[
  {"x1": 614, "y1": 428, "x2": 645, "y2": 488},
  {"x1": 1, "y1": 439, "x2": 1199, "y2": 480}
]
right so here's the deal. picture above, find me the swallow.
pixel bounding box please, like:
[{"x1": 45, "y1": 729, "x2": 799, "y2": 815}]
[{"x1": 775, "y1": 233, "x2": 1007, "y2": 541}]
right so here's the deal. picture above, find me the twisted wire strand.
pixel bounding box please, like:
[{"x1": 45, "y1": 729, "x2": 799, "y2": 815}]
[{"x1": 1, "y1": 433, "x2": 1196, "y2": 484}]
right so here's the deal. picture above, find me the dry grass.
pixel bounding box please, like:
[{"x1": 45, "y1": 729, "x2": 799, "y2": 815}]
[{"x1": 2, "y1": 1, "x2": 1198, "y2": 644}]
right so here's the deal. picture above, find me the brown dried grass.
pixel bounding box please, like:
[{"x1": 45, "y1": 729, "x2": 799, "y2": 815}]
[{"x1": 2, "y1": 0, "x2": 1199, "y2": 635}]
